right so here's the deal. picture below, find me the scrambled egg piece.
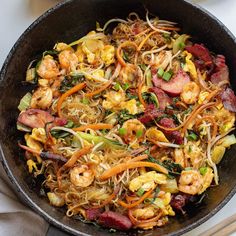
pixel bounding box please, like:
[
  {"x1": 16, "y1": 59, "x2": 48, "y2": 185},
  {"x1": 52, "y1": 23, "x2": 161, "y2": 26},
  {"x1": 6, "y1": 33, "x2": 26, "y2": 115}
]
[
  {"x1": 102, "y1": 89, "x2": 143, "y2": 115},
  {"x1": 120, "y1": 99, "x2": 144, "y2": 115},
  {"x1": 25, "y1": 134, "x2": 43, "y2": 152},
  {"x1": 183, "y1": 51, "x2": 197, "y2": 80},
  {"x1": 47, "y1": 192, "x2": 65, "y2": 207},
  {"x1": 198, "y1": 91, "x2": 209, "y2": 104},
  {"x1": 102, "y1": 89, "x2": 125, "y2": 110},
  {"x1": 129, "y1": 171, "x2": 167, "y2": 192},
  {"x1": 101, "y1": 45, "x2": 115, "y2": 66},
  {"x1": 75, "y1": 45, "x2": 85, "y2": 63},
  {"x1": 31, "y1": 128, "x2": 47, "y2": 143},
  {"x1": 153, "y1": 192, "x2": 175, "y2": 216},
  {"x1": 146, "y1": 127, "x2": 169, "y2": 143},
  {"x1": 82, "y1": 44, "x2": 96, "y2": 64},
  {"x1": 27, "y1": 159, "x2": 38, "y2": 173}
]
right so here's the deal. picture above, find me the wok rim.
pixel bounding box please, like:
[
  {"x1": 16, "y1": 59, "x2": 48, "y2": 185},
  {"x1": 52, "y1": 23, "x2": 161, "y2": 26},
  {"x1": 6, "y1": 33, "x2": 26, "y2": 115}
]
[{"x1": 1, "y1": 0, "x2": 236, "y2": 235}]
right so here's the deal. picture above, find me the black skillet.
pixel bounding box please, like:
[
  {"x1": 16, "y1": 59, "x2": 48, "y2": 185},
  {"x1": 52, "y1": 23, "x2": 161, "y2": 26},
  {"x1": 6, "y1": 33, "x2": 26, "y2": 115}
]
[{"x1": 1, "y1": 0, "x2": 236, "y2": 235}]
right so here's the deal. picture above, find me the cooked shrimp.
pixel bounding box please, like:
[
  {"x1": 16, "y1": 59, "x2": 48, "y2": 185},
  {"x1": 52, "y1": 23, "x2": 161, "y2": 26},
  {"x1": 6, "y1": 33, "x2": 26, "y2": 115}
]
[
  {"x1": 30, "y1": 87, "x2": 53, "y2": 110},
  {"x1": 122, "y1": 119, "x2": 146, "y2": 145},
  {"x1": 180, "y1": 81, "x2": 200, "y2": 104},
  {"x1": 173, "y1": 149, "x2": 185, "y2": 168},
  {"x1": 199, "y1": 167, "x2": 214, "y2": 194},
  {"x1": 178, "y1": 170, "x2": 203, "y2": 195},
  {"x1": 37, "y1": 55, "x2": 59, "y2": 80},
  {"x1": 70, "y1": 164, "x2": 94, "y2": 187},
  {"x1": 184, "y1": 142, "x2": 203, "y2": 169},
  {"x1": 58, "y1": 50, "x2": 79, "y2": 71}
]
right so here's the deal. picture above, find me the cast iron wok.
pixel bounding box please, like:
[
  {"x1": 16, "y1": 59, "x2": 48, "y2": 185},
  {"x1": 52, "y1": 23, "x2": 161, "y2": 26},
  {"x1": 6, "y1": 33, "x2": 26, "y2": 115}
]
[{"x1": 1, "y1": 0, "x2": 236, "y2": 235}]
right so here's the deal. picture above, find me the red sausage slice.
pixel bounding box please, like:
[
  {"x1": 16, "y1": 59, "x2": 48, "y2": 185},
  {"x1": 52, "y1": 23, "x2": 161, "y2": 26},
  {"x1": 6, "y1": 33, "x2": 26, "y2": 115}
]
[
  {"x1": 18, "y1": 109, "x2": 54, "y2": 128},
  {"x1": 152, "y1": 69, "x2": 190, "y2": 96},
  {"x1": 98, "y1": 211, "x2": 132, "y2": 231}
]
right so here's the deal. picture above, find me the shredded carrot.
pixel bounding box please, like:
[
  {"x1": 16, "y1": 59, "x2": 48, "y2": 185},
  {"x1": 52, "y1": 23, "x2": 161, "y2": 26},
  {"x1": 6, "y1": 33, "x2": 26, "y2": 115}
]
[
  {"x1": 138, "y1": 81, "x2": 146, "y2": 107},
  {"x1": 175, "y1": 101, "x2": 188, "y2": 110},
  {"x1": 137, "y1": 31, "x2": 156, "y2": 51},
  {"x1": 116, "y1": 41, "x2": 138, "y2": 67},
  {"x1": 57, "y1": 82, "x2": 86, "y2": 118},
  {"x1": 157, "y1": 26, "x2": 180, "y2": 31},
  {"x1": 118, "y1": 189, "x2": 153, "y2": 209},
  {"x1": 85, "y1": 80, "x2": 112, "y2": 98},
  {"x1": 99, "y1": 161, "x2": 168, "y2": 181},
  {"x1": 128, "y1": 154, "x2": 148, "y2": 162},
  {"x1": 195, "y1": 115, "x2": 218, "y2": 140},
  {"x1": 205, "y1": 88, "x2": 221, "y2": 102},
  {"x1": 182, "y1": 102, "x2": 216, "y2": 134},
  {"x1": 72, "y1": 123, "x2": 113, "y2": 132},
  {"x1": 128, "y1": 209, "x2": 162, "y2": 225},
  {"x1": 63, "y1": 145, "x2": 93, "y2": 168}
]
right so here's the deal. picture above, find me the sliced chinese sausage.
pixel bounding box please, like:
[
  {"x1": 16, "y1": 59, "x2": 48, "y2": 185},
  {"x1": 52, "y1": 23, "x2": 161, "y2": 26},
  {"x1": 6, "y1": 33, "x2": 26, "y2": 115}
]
[
  {"x1": 98, "y1": 211, "x2": 132, "y2": 231},
  {"x1": 221, "y1": 88, "x2": 236, "y2": 112},
  {"x1": 185, "y1": 43, "x2": 213, "y2": 64},
  {"x1": 18, "y1": 109, "x2": 54, "y2": 128},
  {"x1": 152, "y1": 69, "x2": 190, "y2": 96}
]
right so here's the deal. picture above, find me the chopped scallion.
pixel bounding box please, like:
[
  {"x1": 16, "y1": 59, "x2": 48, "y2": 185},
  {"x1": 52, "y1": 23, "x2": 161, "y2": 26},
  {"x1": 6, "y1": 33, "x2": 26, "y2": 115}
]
[
  {"x1": 18, "y1": 93, "x2": 32, "y2": 111},
  {"x1": 162, "y1": 71, "x2": 173, "y2": 81},
  {"x1": 157, "y1": 68, "x2": 164, "y2": 77},
  {"x1": 200, "y1": 167, "x2": 208, "y2": 175},
  {"x1": 136, "y1": 188, "x2": 145, "y2": 197},
  {"x1": 118, "y1": 128, "x2": 127, "y2": 136},
  {"x1": 136, "y1": 129, "x2": 143, "y2": 138}
]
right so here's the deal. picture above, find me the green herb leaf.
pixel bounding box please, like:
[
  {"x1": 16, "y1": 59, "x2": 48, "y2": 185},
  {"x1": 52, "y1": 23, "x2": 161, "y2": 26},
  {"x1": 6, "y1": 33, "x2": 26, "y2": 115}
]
[
  {"x1": 122, "y1": 51, "x2": 130, "y2": 62},
  {"x1": 122, "y1": 83, "x2": 130, "y2": 91},
  {"x1": 118, "y1": 109, "x2": 137, "y2": 125},
  {"x1": 50, "y1": 129, "x2": 71, "y2": 139},
  {"x1": 142, "y1": 92, "x2": 159, "y2": 107},
  {"x1": 60, "y1": 74, "x2": 85, "y2": 93},
  {"x1": 187, "y1": 131, "x2": 198, "y2": 141},
  {"x1": 148, "y1": 156, "x2": 183, "y2": 176},
  {"x1": 42, "y1": 50, "x2": 59, "y2": 57}
]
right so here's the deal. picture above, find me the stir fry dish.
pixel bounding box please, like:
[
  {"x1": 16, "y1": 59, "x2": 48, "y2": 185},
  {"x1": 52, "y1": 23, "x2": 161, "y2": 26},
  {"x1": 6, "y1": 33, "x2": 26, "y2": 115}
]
[{"x1": 17, "y1": 11, "x2": 236, "y2": 231}]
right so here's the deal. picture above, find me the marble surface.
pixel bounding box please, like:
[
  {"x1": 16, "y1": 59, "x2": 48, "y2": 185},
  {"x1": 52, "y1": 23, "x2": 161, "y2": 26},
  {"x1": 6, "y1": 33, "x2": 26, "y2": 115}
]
[{"x1": 1, "y1": 0, "x2": 236, "y2": 235}]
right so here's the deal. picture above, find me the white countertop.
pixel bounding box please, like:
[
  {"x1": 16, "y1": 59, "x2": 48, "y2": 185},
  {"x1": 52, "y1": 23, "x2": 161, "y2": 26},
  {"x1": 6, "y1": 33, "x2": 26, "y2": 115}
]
[{"x1": 1, "y1": 0, "x2": 236, "y2": 235}]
